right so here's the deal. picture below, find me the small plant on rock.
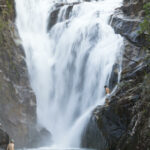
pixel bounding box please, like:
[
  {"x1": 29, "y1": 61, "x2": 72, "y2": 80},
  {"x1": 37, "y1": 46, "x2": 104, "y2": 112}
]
[{"x1": 139, "y1": 2, "x2": 150, "y2": 49}]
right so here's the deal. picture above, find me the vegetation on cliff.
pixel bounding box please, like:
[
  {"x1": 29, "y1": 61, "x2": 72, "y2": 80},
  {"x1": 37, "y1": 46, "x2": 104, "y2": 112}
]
[{"x1": 139, "y1": 2, "x2": 150, "y2": 49}]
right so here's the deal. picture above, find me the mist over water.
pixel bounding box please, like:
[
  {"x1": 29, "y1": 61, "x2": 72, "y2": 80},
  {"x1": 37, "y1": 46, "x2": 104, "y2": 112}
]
[{"x1": 15, "y1": 0, "x2": 123, "y2": 148}]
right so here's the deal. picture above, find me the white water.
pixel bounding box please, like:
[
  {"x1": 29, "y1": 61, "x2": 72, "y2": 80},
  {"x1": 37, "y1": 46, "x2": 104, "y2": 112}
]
[{"x1": 15, "y1": 0, "x2": 123, "y2": 148}]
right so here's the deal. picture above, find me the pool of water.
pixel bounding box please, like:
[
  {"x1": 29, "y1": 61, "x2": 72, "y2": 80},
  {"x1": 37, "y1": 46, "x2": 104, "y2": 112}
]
[{"x1": 19, "y1": 148, "x2": 95, "y2": 150}]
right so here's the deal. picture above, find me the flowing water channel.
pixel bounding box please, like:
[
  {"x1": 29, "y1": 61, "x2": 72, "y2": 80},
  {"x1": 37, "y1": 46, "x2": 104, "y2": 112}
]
[{"x1": 15, "y1": 0, "x2": 123, "y2": 149}]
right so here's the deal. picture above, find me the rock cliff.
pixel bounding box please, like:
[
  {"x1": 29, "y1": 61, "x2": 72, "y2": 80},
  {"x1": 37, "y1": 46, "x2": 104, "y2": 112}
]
[
  {"x1": 82, "y1": 0, "x2": 150, "y2": 150},
  {"x1": 0, "y1": 0, "x2": 36, "y2": 147},
  {"x1": 0, "y1": 0, "x2": 51, "y2": 148}
]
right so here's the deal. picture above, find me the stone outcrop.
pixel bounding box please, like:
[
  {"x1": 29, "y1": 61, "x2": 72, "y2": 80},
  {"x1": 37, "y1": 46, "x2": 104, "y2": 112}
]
[
  {"x1": 111, "y1": 16, "x2": 145, "y2": 47},
  {"x1": 110, "y1": 0, "x2": 149, "y2": 71},
  {"x1": 0, "y1": 0, "x2": 36, "y2": 148},
  {"x1": 110, "y1": 0, "x2": 150, "y2": 47},
  {"x1": 81, "y1": 0, "x2": 150, "y2": 150},
  {"x1": 82, "y1": 59, "x2": 150, "y2": 150},
  {"x1": 82, "y1": 105, "x2": 126, "y2": 150},
  {"x1": 47, "y1": 2, "x2": 80, "y2": 31},
  {"x1": 0, "y1": 127, "x2": 9, "y2": 150},
  {"x1": 47, "y1": 0, "x2": 98, "y2": 31}
]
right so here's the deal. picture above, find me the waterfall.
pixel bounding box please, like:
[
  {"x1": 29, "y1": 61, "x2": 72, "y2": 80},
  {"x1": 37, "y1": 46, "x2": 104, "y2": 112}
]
[{"x1": 15, "y1": 0, "x2": 123, "y2": 148}]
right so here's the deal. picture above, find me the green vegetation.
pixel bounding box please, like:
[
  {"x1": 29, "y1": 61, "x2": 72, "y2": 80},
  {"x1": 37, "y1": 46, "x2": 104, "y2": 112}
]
[
  {"x1": 139, "y1": 2, "x2": 150, "y2": 49},
  {"x1": 0, "y1": 17, "x2": 5, "y2": 31},
  {"x1": 0, "y1": 16, "x2": 7, "y2": 44},
  {"x1": 6, "y1": 0, "x2": 14, "y2": 16},
  {"x1": 0, "y1": 0, "x2": 14, "y2": 44}
]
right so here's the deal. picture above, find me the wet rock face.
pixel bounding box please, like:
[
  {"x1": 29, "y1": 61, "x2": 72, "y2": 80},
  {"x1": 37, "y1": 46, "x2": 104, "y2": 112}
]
[
  {"x1": 81, "y1": 114, "x2": 108, "y2": 150},
  {"x1": 122, "y1": 0, "x2": 146, "y2": 17},
  {"x1": 82, "y1": 105, "x2": 127, "y2": 150},
  {"x1": 47, "y1": 0, "x2": 99, "y2": 31},
  {"x1": 30, "y1": 128, "x2": 52, "y2": 148},
  {"x1": 0, "y1": 0, "x2": 51, "y2": 148},
  {"x1": 109, "y1": 63, "x2": 119, "y2": 89},
  {"x1": 0, "y1": 128, "x2": 9, "y2": 149},
  {"x1": 47, "y1": 8, "x2": 60, "y2": 30},
  {"x1": 111, "y1": 16, "x2": 145, "y2": 47},
  {"x1": 82, "y1": 59, "x2": 150, "y2": 150},
  {"x1": 113, "y1": 62, "x2": 150, "y2": 150},
  {"x1": 110, "y1": 0, "x2": 150, "y2": 48},
  {"x1": 0, "y1": 0, "x2": 37, "y2": 147},
  {"x1": 122, "y1": 39, "x2": 145, "y2": 70},
  {"x1": 47, "y1": 2, "x2": 80, "y2": 31}
]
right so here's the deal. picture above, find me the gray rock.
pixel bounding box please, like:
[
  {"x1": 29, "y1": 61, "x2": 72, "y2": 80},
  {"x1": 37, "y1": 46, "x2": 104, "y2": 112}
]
[
  {"x1": 121, "y1": 1, "x2": 144, "y2": 17},
  {"x1": 47, "y1": 2, "x2": 80, "y2": 31},
  {"x1": 109, "y1": 63, "x2": 119, "y2": 89},
  {"x1": 29, "y1": 127, "x2": 52, "y2": 148},
  {"x1": 111, "y1": 16, "x2": 145, "y2": 47},
  {"x1": 81, "y1": 106, "x2": 126, "y2": 150},
  {"x1": 81, "y1": 114, "x2": 108, "y2": 150},
  {"x1": 122, "y1": 38, "x2": 145, "y2": 70},
  {"x1": 0, "y1": 128, "x2": 9, "y2": 149}
]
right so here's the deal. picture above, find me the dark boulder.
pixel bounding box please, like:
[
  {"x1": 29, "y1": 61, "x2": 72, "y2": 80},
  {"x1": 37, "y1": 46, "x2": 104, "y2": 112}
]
[
  {"x1": 109, "y1": 63, "x2": 119, "y2": 90},
  {"x1": 47, "y1": 2, "x2": 80, "y2": 31},
  {"x1": 81, "y1": 105, "x2": 127, "y2": 150},
  {"x1": 121, "y1": 1, "x2": 144, "y2": 17},
  {"x1": 0, "y1": 128, "x2": 9, "y2": 149},
  {"x1": 111, "y1": 16, "x2": 145, "y2": 47},
  {"x1": 47, "y1": 8, "x2": 60, "y2": 31},
  {"x1": 29, "y1": 127, "x2": 52, "y2": 148},
  {"x1": 81, "y1": 108, "x2": 108, "y2": 150}
]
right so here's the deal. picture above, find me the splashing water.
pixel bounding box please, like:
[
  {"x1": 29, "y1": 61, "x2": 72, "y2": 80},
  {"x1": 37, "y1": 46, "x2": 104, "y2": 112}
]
[{"x1": 15, "y1": 0, "x2": 123, "y2": 148}]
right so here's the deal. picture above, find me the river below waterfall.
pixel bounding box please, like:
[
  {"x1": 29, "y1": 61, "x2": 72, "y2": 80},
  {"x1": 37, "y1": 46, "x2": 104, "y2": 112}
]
[
  {"x1": 20, "y1": 148, "x2": 94, "y2": 150},
  {"x1": 15, "y1": 0, "x2": 123, "y2": 148}
]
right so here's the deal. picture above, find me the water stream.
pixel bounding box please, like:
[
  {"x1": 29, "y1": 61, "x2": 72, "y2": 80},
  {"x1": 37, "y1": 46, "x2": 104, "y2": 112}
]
[{"x1": 15, "y1": 0, "x2": 123, "y2": 148}]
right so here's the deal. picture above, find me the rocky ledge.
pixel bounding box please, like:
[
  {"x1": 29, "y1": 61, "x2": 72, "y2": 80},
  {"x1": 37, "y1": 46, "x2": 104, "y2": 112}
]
[
  {"x1": 110, "y1": 0, "x2": 148, "y2": 47},
  {"x1": 47, "y1": 2, "x2": 80, "y2": 30},
  {"x1": 47, "y1": 0, "x2": 97, "y2": 31},
  {"x1": 82, "y1": 60, "x2": 150, "y2": 150}
]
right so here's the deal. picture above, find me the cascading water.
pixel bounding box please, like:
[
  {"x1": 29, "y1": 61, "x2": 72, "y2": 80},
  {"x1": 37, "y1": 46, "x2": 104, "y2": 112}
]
[{"x1": 15, "y1": 0, "x2": 123, "y2": 148}]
